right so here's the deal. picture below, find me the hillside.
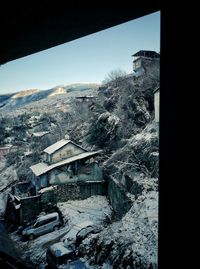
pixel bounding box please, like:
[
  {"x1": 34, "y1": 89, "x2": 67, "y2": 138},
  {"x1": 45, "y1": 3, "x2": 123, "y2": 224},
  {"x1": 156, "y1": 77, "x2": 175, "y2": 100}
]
[
  {"x1": 0, "y1": 83, "x2": 99, "y2": 113},
  {"x1": 74, "y1": 65, "x2": 159, "y2": 268},
  {"x1": 0, "y1": 62, "x2": 159, "y2": 268}
]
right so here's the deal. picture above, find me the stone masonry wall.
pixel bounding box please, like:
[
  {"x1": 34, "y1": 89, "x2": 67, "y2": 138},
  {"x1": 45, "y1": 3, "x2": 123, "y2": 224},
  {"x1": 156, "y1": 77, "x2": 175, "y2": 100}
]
[
  {"x1": 20, "y1": 195, "x2": 41, "y2": 224},
  {"x1": 56, "y1": 181, "x2": 107, "y2": 202},
  {"x1": 108, "y1": 178, "x2": 132, "y2": 218}
]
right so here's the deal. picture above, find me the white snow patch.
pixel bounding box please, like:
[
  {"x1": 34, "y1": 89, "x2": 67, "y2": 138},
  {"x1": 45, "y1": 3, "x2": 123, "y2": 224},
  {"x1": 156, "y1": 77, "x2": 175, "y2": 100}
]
[
  {"x1": 58, "y1": 195, "x2": 112, "y2": 227},
  {"x1": 111, "y1": 190, "x2": 158, "y2": 265},
  {"x1": 38, "y1": 185, "x2": 57, "y2": 193},
  {"x1": 107, "y1": 114, "x2": 120, "y2": 125},
  {"x1": 32, "y1": 131, "x2": 49, "y2": 137},
  {"x1": 134, "y1": 132, "x2": 152, "y2": 142},
  {"x1": 49, "y1": 87, "x2": 66, "y2": 97}
]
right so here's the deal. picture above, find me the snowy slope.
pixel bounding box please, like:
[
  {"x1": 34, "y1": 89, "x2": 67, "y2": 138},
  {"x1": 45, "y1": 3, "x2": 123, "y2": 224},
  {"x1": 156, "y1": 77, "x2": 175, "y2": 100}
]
[{"x1": 78, "y1": 191, "x2": 158, "y2": 269}]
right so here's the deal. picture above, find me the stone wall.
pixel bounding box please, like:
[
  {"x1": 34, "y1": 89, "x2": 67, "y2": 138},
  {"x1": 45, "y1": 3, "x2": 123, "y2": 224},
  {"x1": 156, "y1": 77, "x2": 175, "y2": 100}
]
[
  {"x1": 40, "y1": 189, "x2": 57, "y2": 208},
  {"x1": 108, "y1": 178, "x2": 132, "y2": 218},
  {"x1": 20, "y1": 195, "x2": 41, "y2": 223},
  {"x1": 56, "y1": 181, "x2": 107, "y2": 202}
]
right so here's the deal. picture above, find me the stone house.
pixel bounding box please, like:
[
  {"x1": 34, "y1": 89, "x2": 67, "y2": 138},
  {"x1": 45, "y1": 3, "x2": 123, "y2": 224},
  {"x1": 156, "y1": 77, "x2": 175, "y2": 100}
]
[
  {"x1": 75, "y1": 96, "x2": 96, "y2": 118},
  {"x1": 30, "y1": 139, "x2": 103, "y2": 192},
  {"x1": 132, "y1": 50, "x2": 160, "y2": 76}
]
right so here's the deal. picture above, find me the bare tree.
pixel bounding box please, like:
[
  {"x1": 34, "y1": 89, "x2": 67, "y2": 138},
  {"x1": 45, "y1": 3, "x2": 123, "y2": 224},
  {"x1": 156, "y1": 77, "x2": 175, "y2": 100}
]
[{"x1": 102, "y1": 69, "x2": 127, "y2": 86}]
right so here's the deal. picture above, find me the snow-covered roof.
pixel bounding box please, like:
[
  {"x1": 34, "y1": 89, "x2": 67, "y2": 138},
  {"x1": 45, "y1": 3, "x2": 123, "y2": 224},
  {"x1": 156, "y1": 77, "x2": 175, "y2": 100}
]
[
  {"x1": 38, "y1": 185, "x2": 57, "y2": 193},
  {"x1": 30, "y1": 150, "x2": 102, "y2": 176},
  {"x1": 43, "y1": 139, "x2": 86, "y2": 155},
  {"x1": 30, "y1": 162, "x2": 49, "y2": 177}
]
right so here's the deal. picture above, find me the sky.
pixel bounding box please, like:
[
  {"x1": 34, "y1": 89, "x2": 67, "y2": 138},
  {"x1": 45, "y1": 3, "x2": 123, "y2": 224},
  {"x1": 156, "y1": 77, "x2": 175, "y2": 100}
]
[{"x1": 0, "y1": 11, "x2": 160, "y2": 95}]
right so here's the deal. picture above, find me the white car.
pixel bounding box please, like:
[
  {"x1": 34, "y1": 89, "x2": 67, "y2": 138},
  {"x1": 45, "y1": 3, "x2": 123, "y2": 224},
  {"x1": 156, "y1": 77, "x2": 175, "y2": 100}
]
[{"x1": 22, "y1": 212, "x2": 61, "y2": 240}]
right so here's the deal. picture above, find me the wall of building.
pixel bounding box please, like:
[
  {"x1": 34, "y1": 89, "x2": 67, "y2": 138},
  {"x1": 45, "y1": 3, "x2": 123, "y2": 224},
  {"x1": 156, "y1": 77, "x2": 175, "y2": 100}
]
[
  {"x1": 42, "y1": 152, "x2": 50, "y2": 163},
  {"x1": 108, "y1": 178, "x2": 132, "y2": 218},
  {"x1": 51, "y1": 143, "x2": 85, "y2": 163},
  {"x1": 33, "y1": 174, "x2": 48, "y2": 193},
  {"x1": 40, "y1": 174, "x2": 48, "y2": 189},
  {"x1": 49, "y1": 169, "x2": 74, "y2": 185},
  {"x1": 49, "y1": 162, "x2": 103, "y2": 185},
  {"x1": 133, "y1": 58, "x2": 142, "y2": 71},
  {"x1": 154, "y1": 90, "x2": 160, "y2": 123}
]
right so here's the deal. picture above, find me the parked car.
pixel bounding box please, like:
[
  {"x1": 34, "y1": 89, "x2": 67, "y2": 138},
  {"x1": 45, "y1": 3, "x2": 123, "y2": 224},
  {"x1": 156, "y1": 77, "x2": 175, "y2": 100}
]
[
  {"x1": 62, "y1": 221, "x2": 94, "y2": 250},
  {"x1": 22, "y1": 212, "x2": 61, "y2": 240},
  {"x1": 75, "y1": 225, "x2": 101, "y2": 246}
]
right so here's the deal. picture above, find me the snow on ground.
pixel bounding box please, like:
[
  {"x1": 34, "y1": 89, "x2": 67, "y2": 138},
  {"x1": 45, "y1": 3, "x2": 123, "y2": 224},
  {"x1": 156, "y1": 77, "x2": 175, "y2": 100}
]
[
  {"x1": 9, "y1": 195, "x2": 112, "y2": 267},
  {"x1": 131, "y1": 121, "x2": 158, "y2": 145},
  {"x1": 58, "y1": 195, "x2": 112, "y2": 227},
  {"x1": 79, "y1": 191, "x2": 158, "y2": 268}
]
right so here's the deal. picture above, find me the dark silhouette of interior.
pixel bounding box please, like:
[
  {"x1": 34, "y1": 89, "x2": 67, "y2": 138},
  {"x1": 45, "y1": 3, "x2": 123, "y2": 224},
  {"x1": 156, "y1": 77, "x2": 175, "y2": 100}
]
[{"x1": 0, "y1": 1, "x2": 160, "y2": 65}]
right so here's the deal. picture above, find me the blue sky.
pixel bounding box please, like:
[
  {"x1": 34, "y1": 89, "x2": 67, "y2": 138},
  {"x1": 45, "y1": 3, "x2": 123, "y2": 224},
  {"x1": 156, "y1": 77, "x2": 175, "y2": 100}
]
[{"x1": 0, "y1": 11, "x2": 160, "y2": 94}]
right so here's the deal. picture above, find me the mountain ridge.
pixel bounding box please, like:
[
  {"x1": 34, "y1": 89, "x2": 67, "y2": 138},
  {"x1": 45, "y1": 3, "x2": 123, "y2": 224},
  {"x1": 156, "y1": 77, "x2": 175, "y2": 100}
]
[{"x1": 0, "y1": 83, "x2": 100, "y2": 112}]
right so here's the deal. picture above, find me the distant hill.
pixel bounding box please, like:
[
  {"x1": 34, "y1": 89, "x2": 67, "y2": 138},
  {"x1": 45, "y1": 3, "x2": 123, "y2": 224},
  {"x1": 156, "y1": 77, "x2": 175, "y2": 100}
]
[{"x1": 0, "y1": 83, "x2": 100, "y2": 112}]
